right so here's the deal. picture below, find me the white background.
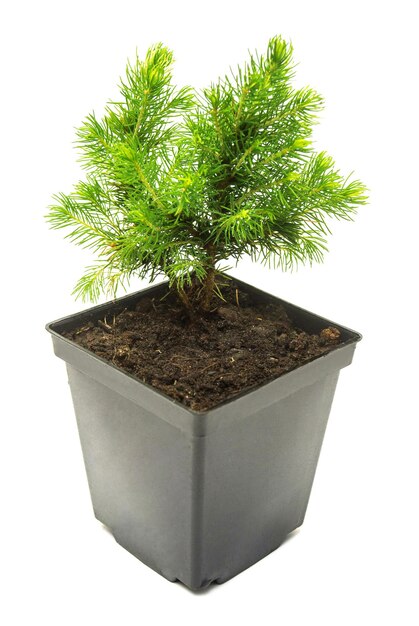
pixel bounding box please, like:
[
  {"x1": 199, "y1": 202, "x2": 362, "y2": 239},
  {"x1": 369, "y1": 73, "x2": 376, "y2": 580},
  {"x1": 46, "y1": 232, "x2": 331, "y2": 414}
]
[{"x1": 1, "y1": 1, "x2": 418, "y2": 624}]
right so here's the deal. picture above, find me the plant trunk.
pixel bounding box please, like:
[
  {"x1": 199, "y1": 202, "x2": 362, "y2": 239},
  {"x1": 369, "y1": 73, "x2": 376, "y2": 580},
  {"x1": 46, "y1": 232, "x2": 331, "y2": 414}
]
[
  {"x1": 200, "y1": 242, "x2": 217, "y2": 311},
  {"x1": 174, "y1": 244, "x2": 217, "y2": 315},
  {"x1": 200, "y1": 264, "x2": 216, "y2": 311}
]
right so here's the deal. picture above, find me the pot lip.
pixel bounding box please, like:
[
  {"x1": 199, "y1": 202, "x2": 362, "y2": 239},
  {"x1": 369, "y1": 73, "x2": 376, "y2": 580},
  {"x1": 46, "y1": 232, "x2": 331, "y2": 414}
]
[{"x1": 46, "y1": 276, "x2": 362, "y2": 416}]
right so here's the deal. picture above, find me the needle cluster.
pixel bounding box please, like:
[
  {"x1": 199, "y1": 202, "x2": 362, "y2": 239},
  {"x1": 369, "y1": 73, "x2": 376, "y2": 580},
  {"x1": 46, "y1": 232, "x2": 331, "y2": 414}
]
[{"x1": 47, "y1": 37, "x2": 367, "y2": 310}]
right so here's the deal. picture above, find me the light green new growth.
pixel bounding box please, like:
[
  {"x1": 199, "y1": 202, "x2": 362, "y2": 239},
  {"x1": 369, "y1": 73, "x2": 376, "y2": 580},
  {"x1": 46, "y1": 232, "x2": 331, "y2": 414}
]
[{"x1": 47, "y1": 37, "x2": 367, "y2": 311}]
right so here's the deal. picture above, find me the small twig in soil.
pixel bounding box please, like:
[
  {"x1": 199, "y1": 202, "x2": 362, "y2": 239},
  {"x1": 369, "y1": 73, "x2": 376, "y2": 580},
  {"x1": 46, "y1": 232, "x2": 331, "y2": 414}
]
[
  {"x1": 98, "y1": 319, "x2": 113, "y2": 333},
  {"x1": 169, "y1": 354, "x2": 195, "y2": 363},
  {"x1": 235, "y1": 288, "x2": 240, "y2": 308},
  {"x1": 75, "y1": 325, "x2": 91, "y2": 335},
  {"x1": 199, "y1": 360, "x2": 219, "y2": 374}
]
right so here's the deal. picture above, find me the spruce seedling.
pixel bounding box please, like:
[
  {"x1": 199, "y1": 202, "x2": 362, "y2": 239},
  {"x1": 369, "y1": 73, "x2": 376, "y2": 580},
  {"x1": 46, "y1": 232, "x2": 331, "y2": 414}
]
[{"x1": 47, "y1": 38, "x2": 367, "y2": 312}]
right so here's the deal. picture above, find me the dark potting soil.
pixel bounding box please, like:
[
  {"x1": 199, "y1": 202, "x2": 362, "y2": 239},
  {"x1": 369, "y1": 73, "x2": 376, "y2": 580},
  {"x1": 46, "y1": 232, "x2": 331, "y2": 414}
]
[{"x1": 63, "y1": 281, "x2": 342, "y2": 411}]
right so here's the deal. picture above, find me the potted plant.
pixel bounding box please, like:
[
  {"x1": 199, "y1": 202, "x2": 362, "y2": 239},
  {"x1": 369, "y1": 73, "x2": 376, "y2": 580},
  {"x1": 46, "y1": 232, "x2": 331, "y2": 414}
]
[{"x1": 46, "y1": 37, "x2": 366, "y2": 590}]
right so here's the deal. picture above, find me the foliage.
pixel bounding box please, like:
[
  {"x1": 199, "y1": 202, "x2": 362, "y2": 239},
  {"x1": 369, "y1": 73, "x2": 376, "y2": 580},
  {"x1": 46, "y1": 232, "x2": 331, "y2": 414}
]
[{"x1": 47, "y1": 38, "x2": 367, "y2": 310}]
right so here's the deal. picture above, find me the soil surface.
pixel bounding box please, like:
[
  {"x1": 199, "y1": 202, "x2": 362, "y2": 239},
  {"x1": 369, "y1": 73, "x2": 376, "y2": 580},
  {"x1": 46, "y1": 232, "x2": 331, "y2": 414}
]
[{"x1": 63, "y1": 281, "x2": 342, "y2": 411}]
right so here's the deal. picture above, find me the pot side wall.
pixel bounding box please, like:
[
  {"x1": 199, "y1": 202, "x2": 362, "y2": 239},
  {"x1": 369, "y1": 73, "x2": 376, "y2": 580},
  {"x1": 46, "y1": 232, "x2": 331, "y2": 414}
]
[
  {"x1": 67, "y1": 362, "x2": 340, "y2": 590},
  {"x1": 197, "y1": 371, "x2": 339, "y2": 587}
]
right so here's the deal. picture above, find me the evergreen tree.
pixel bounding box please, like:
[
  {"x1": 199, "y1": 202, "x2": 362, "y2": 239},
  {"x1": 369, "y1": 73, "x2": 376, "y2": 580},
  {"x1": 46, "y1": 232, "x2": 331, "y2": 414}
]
[{"x1": 47, "y1": 37, "x2": 367, "y2": 311}]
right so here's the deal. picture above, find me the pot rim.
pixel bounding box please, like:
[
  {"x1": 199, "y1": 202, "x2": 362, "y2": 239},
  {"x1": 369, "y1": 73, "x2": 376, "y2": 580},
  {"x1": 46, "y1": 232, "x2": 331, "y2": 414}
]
[{"x1": 46, "y1": 275, "x2": 362, "y2": 417}]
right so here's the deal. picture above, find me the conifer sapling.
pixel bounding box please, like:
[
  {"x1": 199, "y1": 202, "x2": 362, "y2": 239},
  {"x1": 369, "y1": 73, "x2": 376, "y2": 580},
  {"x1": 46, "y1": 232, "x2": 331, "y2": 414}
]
[{"x1": 47, "y1": 37, "x2": 367, "y2": 312}]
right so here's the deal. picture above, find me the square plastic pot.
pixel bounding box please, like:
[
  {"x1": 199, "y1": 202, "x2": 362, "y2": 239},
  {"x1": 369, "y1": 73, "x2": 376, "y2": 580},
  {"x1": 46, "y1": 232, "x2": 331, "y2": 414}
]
[{"x1": 46, "y1": 277, "x2": 361, "y2": 590}]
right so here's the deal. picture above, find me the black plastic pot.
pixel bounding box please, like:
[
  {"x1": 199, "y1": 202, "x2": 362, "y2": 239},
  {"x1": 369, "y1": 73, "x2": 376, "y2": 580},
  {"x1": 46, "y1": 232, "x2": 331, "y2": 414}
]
[{"x1": 46, "y1": 277, "x2": 361, "y2": 590}]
